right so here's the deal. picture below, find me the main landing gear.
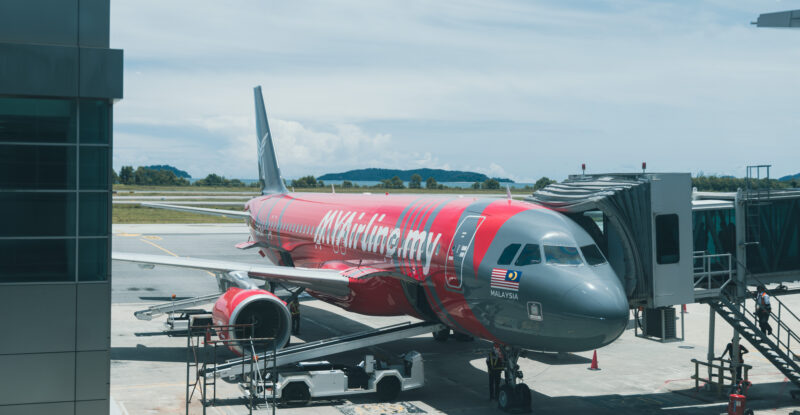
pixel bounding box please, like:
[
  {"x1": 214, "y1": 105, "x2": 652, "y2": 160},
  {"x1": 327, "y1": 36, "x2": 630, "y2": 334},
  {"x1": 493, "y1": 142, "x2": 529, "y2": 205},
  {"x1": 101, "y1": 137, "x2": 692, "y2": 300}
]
[{"x1": 496, "y1": 346, "x2": 532, "y2": 413}]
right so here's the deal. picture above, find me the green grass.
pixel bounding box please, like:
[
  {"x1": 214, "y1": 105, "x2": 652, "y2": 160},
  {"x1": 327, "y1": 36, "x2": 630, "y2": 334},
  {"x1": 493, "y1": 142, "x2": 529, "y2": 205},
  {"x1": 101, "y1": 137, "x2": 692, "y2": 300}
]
[
  {"x1": 113, "y1": 204, "x2": 245, "y2": 224},
  {"x1": 112, "y1": 185, "x2": 535, "y2": 224}
]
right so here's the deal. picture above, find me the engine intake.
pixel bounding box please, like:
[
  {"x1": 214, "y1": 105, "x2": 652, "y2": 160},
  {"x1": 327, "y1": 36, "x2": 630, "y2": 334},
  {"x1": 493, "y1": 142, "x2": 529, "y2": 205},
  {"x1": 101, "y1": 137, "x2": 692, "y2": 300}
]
[{"x1": 212, "y1": 288, "x2": 292, "y2": 355}]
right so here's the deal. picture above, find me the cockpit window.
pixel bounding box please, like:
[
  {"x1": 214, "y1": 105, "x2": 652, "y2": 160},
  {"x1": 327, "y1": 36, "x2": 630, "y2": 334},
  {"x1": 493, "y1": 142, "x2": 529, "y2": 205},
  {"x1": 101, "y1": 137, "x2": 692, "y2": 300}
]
[
  {"x1": 544, "y1": 245, "x2": 583, "y2": 265},
  {"x1": 497, "y1": 243, "x2": 521, "y2": 265},
  {"x1": 580, "y1": 244, "x2": 607, "y2": 266},
  {"x1": 514, "y1": 244, "x2": 541, "y2": 266}
]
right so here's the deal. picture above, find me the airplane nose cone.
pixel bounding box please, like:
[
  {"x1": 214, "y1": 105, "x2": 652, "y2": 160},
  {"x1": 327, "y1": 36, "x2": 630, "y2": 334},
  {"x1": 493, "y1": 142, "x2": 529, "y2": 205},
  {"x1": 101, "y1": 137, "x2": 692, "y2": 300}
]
[{"x1": 561, "y1": 282, "x2": 629, "y2": 347}]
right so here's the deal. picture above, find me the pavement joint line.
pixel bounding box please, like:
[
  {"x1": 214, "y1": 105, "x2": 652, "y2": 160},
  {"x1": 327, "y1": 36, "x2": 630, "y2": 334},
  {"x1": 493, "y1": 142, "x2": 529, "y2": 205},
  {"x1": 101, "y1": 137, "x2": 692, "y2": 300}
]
[{"x1": 111, "y1": 382, "x2": 185, "y2": 390}]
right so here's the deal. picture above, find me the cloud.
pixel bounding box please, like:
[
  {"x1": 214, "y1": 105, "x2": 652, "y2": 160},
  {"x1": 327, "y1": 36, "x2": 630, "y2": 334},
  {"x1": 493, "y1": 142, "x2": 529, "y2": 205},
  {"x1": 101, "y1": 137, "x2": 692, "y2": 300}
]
[{"x1": 111, "y1": 0, "x2": 800, "y2": 180}]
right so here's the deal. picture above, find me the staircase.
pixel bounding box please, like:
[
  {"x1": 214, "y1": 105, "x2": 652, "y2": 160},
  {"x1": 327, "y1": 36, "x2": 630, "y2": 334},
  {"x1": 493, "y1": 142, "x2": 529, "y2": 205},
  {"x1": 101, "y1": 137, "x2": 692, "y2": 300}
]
[{"x1": 706, "y1": 295, "x2": 800, "y2": 393}]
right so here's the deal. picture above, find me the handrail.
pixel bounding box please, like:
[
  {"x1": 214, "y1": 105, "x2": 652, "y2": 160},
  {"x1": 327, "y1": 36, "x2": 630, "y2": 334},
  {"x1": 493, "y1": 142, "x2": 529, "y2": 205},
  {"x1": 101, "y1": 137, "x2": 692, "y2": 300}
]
[
  {"x1": 693, "y1": 252, "x2": 733, "y2": 292},
  {"x1": 691, "y1": 358, "x2": 751, "y2": 396},
  {"x1": 736, "y1": 259, "x2": 800, "y2": 358}
]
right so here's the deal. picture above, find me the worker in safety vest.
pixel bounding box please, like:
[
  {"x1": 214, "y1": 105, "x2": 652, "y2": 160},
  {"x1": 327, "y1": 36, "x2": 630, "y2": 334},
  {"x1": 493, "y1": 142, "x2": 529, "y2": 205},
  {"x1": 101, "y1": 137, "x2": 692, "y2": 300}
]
[
  {"x1": 755, "y1": 285, "x2": 773, "y2": 336},
  {"x1": 486, "y1": 344, "x2": 505, "y2": 400},
  {"x1": 289, "y1": 299, "x2": 300, "y2": 335},
  {"x1": 720, "y1": 340, "x2": 749, "y2": 382}
]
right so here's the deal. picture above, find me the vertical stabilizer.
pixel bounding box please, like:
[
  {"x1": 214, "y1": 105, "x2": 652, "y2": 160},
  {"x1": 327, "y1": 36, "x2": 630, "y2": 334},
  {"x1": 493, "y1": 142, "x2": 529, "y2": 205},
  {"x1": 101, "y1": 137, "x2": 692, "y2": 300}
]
[{"x1": 254, "y1": 86, "x2": 288, "y2": 194}]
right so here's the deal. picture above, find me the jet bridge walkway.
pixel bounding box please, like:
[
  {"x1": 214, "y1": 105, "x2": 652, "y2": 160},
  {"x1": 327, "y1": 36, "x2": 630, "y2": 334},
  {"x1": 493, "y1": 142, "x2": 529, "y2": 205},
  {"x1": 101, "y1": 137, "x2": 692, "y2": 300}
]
[{"x1": 202, "y1": 321, "x2": 446, "y2": 380}]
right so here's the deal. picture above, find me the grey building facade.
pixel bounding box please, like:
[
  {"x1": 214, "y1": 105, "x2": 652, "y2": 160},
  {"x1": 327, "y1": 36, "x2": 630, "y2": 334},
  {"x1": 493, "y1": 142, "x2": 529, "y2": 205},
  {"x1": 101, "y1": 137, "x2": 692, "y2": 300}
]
[{"x1": 0, "y1": 1, "x2": 122, "y2": 414}]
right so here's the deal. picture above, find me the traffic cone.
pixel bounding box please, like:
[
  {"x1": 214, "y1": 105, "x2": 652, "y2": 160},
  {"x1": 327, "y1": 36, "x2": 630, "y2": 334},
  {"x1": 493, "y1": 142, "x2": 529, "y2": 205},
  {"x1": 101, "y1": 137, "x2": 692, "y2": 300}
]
[
  {"x1": 588, "y1": 350, "x2": 600, "y2": 370},
  {"x1": 682, "y1": 304, "x2": 688, "y2": 313}
]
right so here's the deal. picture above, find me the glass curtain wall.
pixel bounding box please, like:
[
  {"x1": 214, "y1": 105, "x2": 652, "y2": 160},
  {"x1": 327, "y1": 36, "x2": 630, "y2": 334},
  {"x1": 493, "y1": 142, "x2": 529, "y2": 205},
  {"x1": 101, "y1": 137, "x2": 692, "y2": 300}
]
[{"x1": 0, "y1": 97, "x2": 110, "y2": 282}]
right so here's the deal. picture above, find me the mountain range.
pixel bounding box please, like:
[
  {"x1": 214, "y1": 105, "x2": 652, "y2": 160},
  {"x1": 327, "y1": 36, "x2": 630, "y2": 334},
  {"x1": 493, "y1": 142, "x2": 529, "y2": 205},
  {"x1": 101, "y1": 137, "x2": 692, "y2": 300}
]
[{"x1": 317, "y1": 168, "x2": 513, "y2": 183}]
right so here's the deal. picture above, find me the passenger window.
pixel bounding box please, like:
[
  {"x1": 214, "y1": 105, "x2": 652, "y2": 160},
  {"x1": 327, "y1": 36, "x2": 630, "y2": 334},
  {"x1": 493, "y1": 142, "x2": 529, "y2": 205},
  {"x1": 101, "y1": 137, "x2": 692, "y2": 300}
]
[
  {"x1": 514, "y1": 244, "x2": 541, "y2": 266},
  {"x1": 497, "y1": 244, "x2": 521, "y2": 265},
  {"x1": 656, "y1": 214, "x2": 680, "y2": 264},
  {"x1": 580, "y1": 244, "x2": 606, "y2": 266},
  {"x1": 544, "y1": 246, "x2": 583, "y2": 265}
]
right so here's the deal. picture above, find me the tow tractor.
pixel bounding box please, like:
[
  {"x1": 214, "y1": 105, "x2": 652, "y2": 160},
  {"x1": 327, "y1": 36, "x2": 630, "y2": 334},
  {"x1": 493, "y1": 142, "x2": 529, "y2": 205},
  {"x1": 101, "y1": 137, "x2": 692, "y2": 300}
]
[{"x1": 243, "y1": 351, "x2": 424, "y2": 406}]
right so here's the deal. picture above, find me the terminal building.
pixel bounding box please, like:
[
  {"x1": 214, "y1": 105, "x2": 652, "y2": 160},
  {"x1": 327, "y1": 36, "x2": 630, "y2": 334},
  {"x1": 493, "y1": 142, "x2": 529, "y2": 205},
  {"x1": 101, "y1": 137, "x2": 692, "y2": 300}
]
[{"x1": 0, "y1": 1, "x2": 121, "y2": 414}]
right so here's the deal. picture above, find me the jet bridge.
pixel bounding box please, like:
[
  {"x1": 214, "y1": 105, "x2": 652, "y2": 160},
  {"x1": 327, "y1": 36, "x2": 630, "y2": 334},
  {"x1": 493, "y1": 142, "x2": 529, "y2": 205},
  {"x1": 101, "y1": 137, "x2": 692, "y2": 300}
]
[{"x1": 526, "y1": 173, "x2": 694, "y2": 309}]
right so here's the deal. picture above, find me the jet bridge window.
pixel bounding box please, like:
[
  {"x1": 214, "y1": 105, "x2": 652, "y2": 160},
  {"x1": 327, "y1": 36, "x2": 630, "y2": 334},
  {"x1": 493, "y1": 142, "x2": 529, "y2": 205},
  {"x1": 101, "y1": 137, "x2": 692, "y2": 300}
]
[
  {"x1": 544, "y1": 246, "x2": 583, "y2": 265},
  {"x1": 515, "y1": 244, "x2": 542, "y2": 266},
  {"x1": 580, "y1": 244, "x2": 607, "y2": 266},
  {"x1": 656, "y1": 214, "x2": 680, "y2": 264},
  {"x1": 497, "y1": 243, "x2": 521, "y2": 265}
]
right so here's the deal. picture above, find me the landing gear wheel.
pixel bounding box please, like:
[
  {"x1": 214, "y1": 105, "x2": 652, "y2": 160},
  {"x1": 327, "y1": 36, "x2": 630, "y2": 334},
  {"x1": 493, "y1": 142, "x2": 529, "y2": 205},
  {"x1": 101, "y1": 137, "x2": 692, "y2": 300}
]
[
  {"x1": 744, "y1": 410, "x2": 753, "y2": 415},
  {"x1": 453, "y1": 331, "x2": 474, "y2": 342},
  {"x1": 281, "y1": 382, "x2": 310, "y2": 407},
  {"x1": 376, "y1": 376, "x2": 401, "y2": 401},
  {"x1": 497, "y1": 384, "x2": 516, "y2": 411},
  {"x1": 515, "y1": 383, "x2": 531, "y2": 411},
  {"x1": 433, "y1": 328, "x2": 451, "y2": 342}
]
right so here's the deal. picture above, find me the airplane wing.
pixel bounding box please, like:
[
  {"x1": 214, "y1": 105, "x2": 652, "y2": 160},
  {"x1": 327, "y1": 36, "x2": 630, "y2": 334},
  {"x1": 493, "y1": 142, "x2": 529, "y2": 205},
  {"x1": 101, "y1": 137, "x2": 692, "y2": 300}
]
[
  {"x1": 112, "y1": 252, "x2": 350, "y2": 296},
  {"x1": 141, "y1": 202, "x2": 250, "y2": 219}
]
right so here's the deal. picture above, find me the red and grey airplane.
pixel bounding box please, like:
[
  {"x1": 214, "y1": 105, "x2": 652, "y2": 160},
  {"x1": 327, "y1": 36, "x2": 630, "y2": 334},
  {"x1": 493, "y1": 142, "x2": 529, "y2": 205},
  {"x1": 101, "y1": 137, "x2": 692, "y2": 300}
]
[{"x1": 113, "y1": 86, "x2": 629, "y2": 409}]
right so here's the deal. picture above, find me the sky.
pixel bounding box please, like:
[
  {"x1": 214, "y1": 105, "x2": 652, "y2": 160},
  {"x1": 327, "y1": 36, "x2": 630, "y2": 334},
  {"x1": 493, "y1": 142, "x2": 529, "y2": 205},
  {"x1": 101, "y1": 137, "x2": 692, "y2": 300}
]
[{"x1": 111, "y1": 0, "x2": 800, "y2": 183}]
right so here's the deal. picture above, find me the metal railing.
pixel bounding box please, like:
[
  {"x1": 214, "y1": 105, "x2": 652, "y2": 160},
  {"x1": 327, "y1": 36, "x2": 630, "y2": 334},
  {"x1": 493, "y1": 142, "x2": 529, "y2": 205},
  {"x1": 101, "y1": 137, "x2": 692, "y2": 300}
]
[
  {"x1": 693, "y1": 251, "x2": 733, "y2": 296},
  {"x1": 738, "y1": 261, "x2": 800, "y2": 363},
  {"x1": 691, "y1": 358, "x2": 751, "y2": 396},
  {"x1": 186, "y1": 323, "x2": 278, "y2": 415}
]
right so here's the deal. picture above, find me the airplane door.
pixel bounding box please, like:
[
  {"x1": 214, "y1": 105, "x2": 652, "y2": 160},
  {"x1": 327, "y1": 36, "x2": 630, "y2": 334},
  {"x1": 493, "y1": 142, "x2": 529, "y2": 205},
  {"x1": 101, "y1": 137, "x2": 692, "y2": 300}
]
[{"x1": 445, "y1": 215, "x2": 485, "y2": 289}]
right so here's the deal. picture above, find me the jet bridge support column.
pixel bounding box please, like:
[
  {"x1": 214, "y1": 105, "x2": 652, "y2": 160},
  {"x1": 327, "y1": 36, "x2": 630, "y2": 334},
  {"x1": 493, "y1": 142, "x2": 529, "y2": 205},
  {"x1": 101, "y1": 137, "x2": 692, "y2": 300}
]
[
  {"x1": 735, "y1": 190, "x2": 748, "y2": 299},
  {"x1": 707, "y1": 307, "x2": 715, "y2": 385}
]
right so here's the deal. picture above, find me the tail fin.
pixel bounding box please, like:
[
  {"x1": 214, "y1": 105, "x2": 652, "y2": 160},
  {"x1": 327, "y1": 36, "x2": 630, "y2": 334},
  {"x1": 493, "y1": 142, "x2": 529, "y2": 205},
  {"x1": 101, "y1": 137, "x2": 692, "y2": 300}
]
[{"x1": 254, "y1": 86, "x2": 288, "y2": 194}]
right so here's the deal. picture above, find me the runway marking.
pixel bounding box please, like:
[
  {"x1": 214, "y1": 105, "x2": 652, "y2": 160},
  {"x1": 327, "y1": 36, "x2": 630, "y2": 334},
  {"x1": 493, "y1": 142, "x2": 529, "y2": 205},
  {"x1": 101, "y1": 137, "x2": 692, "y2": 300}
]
[
  {"x1": 116, "y1": 233, "x2": 142, "y2": 237},
  {"x1": 139, "y1": 238, "x2": 180, "y2": 257},
  {"x1": 141, "y1": 235, "x2": 163, "y2": 240}
]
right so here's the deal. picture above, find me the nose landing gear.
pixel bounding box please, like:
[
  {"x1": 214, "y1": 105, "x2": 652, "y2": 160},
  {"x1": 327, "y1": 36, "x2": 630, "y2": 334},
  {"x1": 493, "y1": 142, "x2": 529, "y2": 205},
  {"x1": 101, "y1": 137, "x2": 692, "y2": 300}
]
[{"x1": 496, "y1": 346, "x2": 532, "y2": 413}]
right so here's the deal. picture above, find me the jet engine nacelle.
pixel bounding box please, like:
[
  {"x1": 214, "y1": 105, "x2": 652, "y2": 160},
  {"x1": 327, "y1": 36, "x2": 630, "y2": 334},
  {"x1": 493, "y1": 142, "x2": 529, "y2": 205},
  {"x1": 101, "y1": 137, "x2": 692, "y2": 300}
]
[{"x1": 211, "y1": 287, "x2": 292, "y2": 355}]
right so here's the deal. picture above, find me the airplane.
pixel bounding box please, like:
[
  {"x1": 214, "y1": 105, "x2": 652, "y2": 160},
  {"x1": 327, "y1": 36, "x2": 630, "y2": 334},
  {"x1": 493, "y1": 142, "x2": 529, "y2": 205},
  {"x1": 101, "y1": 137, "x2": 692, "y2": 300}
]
[{"x1": 113, "y1": 86, "x2": 630, "y2": 411}]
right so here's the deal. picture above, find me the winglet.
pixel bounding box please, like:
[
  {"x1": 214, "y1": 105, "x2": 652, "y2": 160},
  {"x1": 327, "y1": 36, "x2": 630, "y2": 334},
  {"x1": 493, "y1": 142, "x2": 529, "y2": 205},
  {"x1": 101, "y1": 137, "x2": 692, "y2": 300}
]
[{"x1": 254, "y1": 86, "x2": 289, "y2": 195}]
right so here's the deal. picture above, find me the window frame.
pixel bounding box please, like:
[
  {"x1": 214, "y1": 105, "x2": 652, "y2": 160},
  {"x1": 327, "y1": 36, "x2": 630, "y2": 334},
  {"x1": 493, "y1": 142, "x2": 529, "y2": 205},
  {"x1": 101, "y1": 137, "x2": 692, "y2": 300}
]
[
  {"x1": 497, "y1": 243, "x2": 522, "y2": 265},
  {"x1": 514, "y1": 243, "x2": 542, "y2": 266},
  {"x1": 543, "y1": 245, "x2": 584, "y2": 266}
]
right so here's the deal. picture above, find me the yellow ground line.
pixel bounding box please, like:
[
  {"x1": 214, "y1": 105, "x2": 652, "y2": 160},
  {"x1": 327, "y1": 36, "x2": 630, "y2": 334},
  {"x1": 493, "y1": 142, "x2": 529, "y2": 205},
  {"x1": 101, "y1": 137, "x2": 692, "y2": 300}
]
[
  {"x1": 139, "y1": 238, "x2": 180, "y2": 257},
  {"x1": 138, "y1": 237, "x2": 215, "y2": 276}
]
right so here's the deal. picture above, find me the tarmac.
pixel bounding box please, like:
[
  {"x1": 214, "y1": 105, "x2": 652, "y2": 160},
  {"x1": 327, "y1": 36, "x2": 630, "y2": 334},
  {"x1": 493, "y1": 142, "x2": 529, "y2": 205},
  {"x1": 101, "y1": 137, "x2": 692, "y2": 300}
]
[{"x1": 111, "y1": 223, "x2": 800, "y2": 415}]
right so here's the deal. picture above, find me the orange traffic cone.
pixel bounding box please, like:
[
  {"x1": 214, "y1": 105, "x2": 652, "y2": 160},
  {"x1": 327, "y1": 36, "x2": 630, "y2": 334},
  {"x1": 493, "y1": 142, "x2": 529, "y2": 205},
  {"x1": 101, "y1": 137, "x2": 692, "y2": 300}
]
[{"x1": 588, "y1": 350, "x2": 600, "y2": 370}]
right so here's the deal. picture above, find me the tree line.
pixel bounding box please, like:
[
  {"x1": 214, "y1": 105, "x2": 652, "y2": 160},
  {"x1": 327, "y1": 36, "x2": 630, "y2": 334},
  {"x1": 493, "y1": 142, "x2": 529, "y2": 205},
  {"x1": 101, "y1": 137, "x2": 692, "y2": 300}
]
[
  {"x1": 114, "y1": 166, "x2": 257, "y2": 187},
  {"x1": 291, "y1": 174, "x2": 558, "y2": 191},
  {"x1": 692, "y1": 175, "x2": 794, "y2": 192}
]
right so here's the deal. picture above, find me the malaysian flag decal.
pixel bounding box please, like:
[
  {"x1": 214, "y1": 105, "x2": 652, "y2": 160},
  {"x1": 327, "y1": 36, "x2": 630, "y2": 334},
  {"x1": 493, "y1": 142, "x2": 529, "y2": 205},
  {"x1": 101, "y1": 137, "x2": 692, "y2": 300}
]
[{"x1": 490, "y1": 268, "x2": 521, "y2": 291}]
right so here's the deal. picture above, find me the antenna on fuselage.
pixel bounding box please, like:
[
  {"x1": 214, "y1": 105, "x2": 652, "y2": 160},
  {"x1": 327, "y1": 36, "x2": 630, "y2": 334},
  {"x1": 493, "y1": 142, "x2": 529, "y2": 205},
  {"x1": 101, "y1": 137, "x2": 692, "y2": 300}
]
[
  {"x1": 331, "y1": 183, "x2": 335, "y2": 194},
  {"x1": 506, "y1": 185, "x2": 512, "y2": 200}
]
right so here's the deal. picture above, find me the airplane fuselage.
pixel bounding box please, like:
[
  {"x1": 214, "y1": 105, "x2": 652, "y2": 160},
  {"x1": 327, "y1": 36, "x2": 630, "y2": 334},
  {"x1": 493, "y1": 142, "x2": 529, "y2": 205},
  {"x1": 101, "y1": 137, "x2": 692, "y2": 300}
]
[{"x1": 245, "y1": 192, "x2": 629, "y2": 352}]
